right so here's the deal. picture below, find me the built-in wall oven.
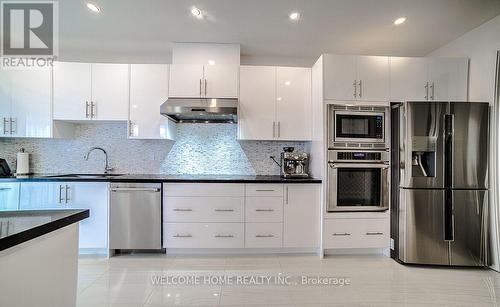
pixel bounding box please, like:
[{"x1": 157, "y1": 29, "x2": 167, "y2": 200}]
[
  {"x1": 328, "y1": 150, "x2": 389, "y2": 212},
  {"x1": 328, "y1": 105, "x2": 389, "y2": 149}
]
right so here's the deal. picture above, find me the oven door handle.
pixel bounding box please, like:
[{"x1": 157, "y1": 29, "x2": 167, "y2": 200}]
[{"x1": 328, "y1": 162, "x2": 389, "y2": 169}]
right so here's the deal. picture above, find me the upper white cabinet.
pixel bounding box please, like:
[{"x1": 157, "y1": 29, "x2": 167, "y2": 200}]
[
  {"x1": 390, "y1": 57, "x2": 468, "y2": 102},
  {"x1": 239, "y1": 65, "x2": 312, "y2": 141},
  {"x1": 53, "y1": 62, "x2": 129, "y2": 121},
  {"x1": 169, "y1": 64, "x2": 238, "y2": 98},
  {"x1": 283, "y1": 184, "x2": 320, "y2": 248},
  {"x1": 0, "y1": 68, "x2": 53, "y2": 138},
  {"x1": 323, "y1": 55, "x2": 389, "y2": 102},
  {"x1": 129, "y1": 64, "x2": 176, "y2": 140}
]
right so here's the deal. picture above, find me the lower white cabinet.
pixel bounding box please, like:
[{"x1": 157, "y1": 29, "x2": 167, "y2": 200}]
[
  {"x1": 164, "y1": 223, "x2": 244, "y2": 248},
  {"x1": 0, "y1": 183, "x2": 20, "y2": 211},
  {"x1": 245, "y1": 223, "x2": 283, "y2": 248},
  {"x1": 19, "y1": 182, "x2": 108, "y2": 250},
  {"x1": 323, "y1": 218, "x2": 389, "y2": 249},
  {"x1": 164, "y1": 196, "x2": 244, "y2": 223}
]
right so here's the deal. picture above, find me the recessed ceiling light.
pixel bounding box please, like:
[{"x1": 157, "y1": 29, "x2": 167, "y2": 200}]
[
  {"x1": 191, "y1": 7, "x2": 203, "y2": 19},
  {"x1": 394, "y1": 17, "x2": 407, "y2": 25},
  {"x1": 289, "y1": 12, "x2": 300, "y2": 21},
  {"x1": 208, "y1": 60, "x2": 215, "y2": 65},
  {"x1": 86, "y1": 3, "x2": 101, "y2": 13},
  {"x1": 284, "y1": 81, "x2": 291, "y2": 86}
]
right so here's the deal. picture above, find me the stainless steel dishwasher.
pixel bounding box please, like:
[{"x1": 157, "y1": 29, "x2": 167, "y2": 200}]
[{"x1": 109, "y1": 183, "x2": 162, "y2": 250}]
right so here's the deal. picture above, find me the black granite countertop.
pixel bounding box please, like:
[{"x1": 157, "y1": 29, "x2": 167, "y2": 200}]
[
  {"x1": 0, "y1": 209, "x2": 89, "y2": 252},
  {"x1": 0, "y1": 174, "x2": 322, "y2": 183}
]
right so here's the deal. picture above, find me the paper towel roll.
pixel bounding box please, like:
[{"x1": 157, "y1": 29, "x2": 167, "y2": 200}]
[{"x1": 16, "y1": 152, "x2": 30, "y2": 175}]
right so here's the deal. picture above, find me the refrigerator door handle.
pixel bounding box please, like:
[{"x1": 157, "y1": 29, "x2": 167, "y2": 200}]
[{"x1": 444, "y1": 113, "x2": 454, "y2": 242}]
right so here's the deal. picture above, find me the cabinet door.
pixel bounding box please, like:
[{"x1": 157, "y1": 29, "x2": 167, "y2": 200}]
[
  {"x1": 19, "y1": 182, "x2": 64, "y2": 210},
  {"x1": 276, "y1": 67, "x2": 312, "y2": 140},
  {"x1": 204, "y1": 64, "x2": 239, "y2": 98},
  {"x1": 323, "y1": 54, "x2": 357, "y2": 101},
  {"x1": 283, "y1": 184, "x2": 320, "y2": 248},
  {"x1": 66, "y1": 182, "x2": 108, "y2": 249},
  {"x1": 0, "y1": 70, "x2": 11, "y2": 136},
  {"x1": 169, "y1": 64, "x2": 204, "y2": 98},
  {"x1": 129, "y1": 64, "x2": 175, "y2": 140},
  {"x1": 91, "y1": 63, "x2": 129, "y2": 120},
  {"x1": 10, "y1": 69, "x2": 52, "y2": 137},
  {"x1": 428, "y1": 57, "x2": 468, "y2": 101},
  {"x1": 238, "y1": 66, "x2": 276, "y2": 140},
  {"x1": 356, "y1": 56, "x2": 389, "y2": 102},
  {"x1": 390, "y1": 57, "x2": 429, "y2": 102},
  {"x1": 53, "y1": 62, "x2": 92, "y2": 121},
  {"x1": 0, "y1": 183, "x2": 20, "y2": 211}
]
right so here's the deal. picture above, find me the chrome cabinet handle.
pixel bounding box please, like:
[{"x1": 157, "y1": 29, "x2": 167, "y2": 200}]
[
  {"x1": 85, "y1": 101, "x2": 90, "y2": 118},
  {"x1": 425, "y1": 82, "x2": 429, "y2": 100},
  {"x1": 366, "y1": 232, "x2": 384, "y2": 236},
  {"x1": 129, "y1": 121, "x2": 134, "y2": 136},
  {"x1": 0, "y1": 187, "x2": 12, "y2": 191},
  {"x1": 256, "y1": 234, "x2": 275, "y2": 238},
  {"x1": 255, "y1": 209, "x2": 274, "y2": 212},
  {"x1": 353, "y1": 80, "x2": 357, "y2": 98},
  {"x1": 199, "y1": 79, "x2": 202, "y2": 97},
  {"x1": 285, "y1": 186, "x2": 289, "y2": 204},
  {"x1": 204, "y1": 79, "x2": 207, "y2": 97},
  {"x1": 3, "y1": 117, "x2": 8, "y2": 134},
  {"x1": 91, "y1": 101, "x2": 96, "y2": 118},
  {"x1": 65, "y1": 185, "x2": 70, "y2": 203},
  {"x1": 333, "y1": 232, "x2": 351, "y2": 236},
  {"x1": 273, "y1": 122, "x2": 276, "y2": 138},
  {"x1": 214, "y1": 209, "x2": 234, "y2": 212},
  {"x1": 277, "y1": 122, "x2": 281, "y2": 138},
  {"x1": 430, "y1": 82, "x2": 435, "y2": 100},
  {"x1": 173, "y1": 208, "x2": 192, "y2": 212},
  {"x1": 215, "y1": 234, "x2": 234, "y2": 238},
  {"x1": 58, "y1": 185, "x2": 64, "y2": 203},
  {"x1": 255, "y1": 189, "x2": 275, "y2": 192},
  {"x1": 358, "y1": 80, "x2": 362, "y2": 98},
  {"x1": 9, "y1": 117, "x2": 15, "y2": 134},
  {"x1": 173, "y1": 234, "x2": 192, "y2": 238},
  {"x1": 110, "y1": 188, "x2": 160, "y2": 192}
]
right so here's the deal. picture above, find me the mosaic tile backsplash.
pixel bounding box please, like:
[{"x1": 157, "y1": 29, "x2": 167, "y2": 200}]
[{"x1": 0, "y1": 123, "x2": 308, "y2": 175}]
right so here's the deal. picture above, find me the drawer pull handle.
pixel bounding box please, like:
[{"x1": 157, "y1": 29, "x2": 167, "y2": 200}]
[
  {"x1": 255, "y1": 189, "x2": 275, "y2": 192},
  {"x1": 214, "y1": 209, "x2": 235, "y2": 212},
  {"x1": 255, "y1": 234, "x2": 275, "y2": 238},
  {"x1": 366, "y1": 232, "x2": 384, "y2": 236},
  {"x1": 215, "y1": 234, "x2": 234, "y2": 238},
  {"x1": 255, "y1": 209, "x2": 274, "y2": 212},
  {"x1": 333, "y1": 232, "x2": 351, "y2": 236},
  {"x1": 173, "y1": 208, "x2": 192, "y2": 212},
  {"x1": 173, "y1": 234, "x2": 192, "y2": 238}
]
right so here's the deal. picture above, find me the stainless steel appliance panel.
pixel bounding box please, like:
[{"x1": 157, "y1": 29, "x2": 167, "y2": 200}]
[
  {"x1": 400, "y1": 189, "x2": 449, "y2": 265},
  {"x1": 110, "y1": 183, "x2": 162, "y2": 249},
  {"x1": 402, "y1": 101, "x2": 448, "y2": 189},
  {"x1": 450, "y1": 190, "x2": 488, "y2": 266},
  {"x1": 450, "y1": 102, "x2": 489, "y2": 189}
]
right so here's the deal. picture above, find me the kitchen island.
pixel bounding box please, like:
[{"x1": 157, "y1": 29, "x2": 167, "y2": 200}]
[{"x1": 0, "y1": 209, "x2": 89, "y2": 307}]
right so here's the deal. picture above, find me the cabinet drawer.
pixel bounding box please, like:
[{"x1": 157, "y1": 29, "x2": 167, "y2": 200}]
[
  {"x1": 164, "y1": 223, "x2": 244, "y2": 248},
  {"x1": 323, "y1": 218, "x2": 389, "y2": 249},
  {"x1": 163, "y1": 183, "x2": 244, "y2": 197},
  {"x1": 245, "y1": 223, "x2": 283, "y2": 248},
  {"x1": 164, "y1": 197, "x2": 244, "y2": 222},
  {"x1": 245, "y1": 197, "x2": 283, "y2": 222},
  {"x1": 246, "y1": 184, "x2": 283, "y2": 197},
  {"x1": 359, "y1": 219, "x2": 389, "y2": 249}
]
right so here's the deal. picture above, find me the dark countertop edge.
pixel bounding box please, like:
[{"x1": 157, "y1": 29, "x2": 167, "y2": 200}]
[
  {"x1": 0, "y1": 177, "x2": 322, "y2": 184},
  {"x1": 0, "y1": 209, "x2": 90, "y2": 252}
]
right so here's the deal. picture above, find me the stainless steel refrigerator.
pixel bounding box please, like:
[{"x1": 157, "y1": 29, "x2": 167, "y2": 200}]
[{"x1": 391, "y1": 101, "x2": 490, "y2": 266}]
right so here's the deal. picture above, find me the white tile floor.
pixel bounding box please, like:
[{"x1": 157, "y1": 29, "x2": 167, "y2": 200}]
[{"x1": 77, "y1": 254, "x2": 500, "y2": 306}]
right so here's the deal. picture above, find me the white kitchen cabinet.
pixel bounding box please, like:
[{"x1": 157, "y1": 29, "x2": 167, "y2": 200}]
[
  {"x1": 323, "y1": 218, "x2": 389, "y2": 249},
  {"x1": 276, "y1": 67, "x2": 312, "y2": 140},
  {"x1": 54, "y1": 62, "x2": 129, "y2": 121},
  {"x1": 65, "y1": 182, "x2": 108, "y2": 250},
  {"x1": 0, "y1": 183, "x2": 20, "y2": 211},
  {"x1": 0, "y1": 68, "x2": 53, "y2": 138},
  {"x1": 19, "y1": 182, "x2": 108, "y2": 250},
  {"x1": 204, "y1": 64, "x2": 239, "y2": 98},
  {"x1": 323, "y1": 55, "x2": 389, "y2": 102},
  {"x1": 389, "y1": 57, "x2": 468, "y2": 102},
  {"x1": 168, "y1": 64, "x2": 204, "y2": 98},
  {"x1": 239, "y1": 65, "x2": 312, "y2": 141},
  {"x1": 390, "y1": 57, "x2": 429, "y2": 101},
  {"x1": 53, "y1": 62, "x2": 91, "y2": 121},
  {"x1": 129, "y1": 64, "x2": 176, "y2": 140},
  {"x1": 283, "y1": 184, "x2": 321, "y2": 248}
]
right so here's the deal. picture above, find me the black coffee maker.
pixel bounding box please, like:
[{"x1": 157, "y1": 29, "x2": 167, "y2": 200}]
[{"x1": 0, "y1": 159, "x2": 12, "y2": 176}]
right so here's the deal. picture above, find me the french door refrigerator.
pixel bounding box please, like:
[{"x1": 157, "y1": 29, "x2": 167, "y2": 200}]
[{"x1": 391, "y1": 101, "x2": 490, "y2": 266}]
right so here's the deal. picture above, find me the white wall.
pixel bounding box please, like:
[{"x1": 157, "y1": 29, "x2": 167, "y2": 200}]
[{"x1": 428, "y1": 15, "x2": 500, "y2": 103}]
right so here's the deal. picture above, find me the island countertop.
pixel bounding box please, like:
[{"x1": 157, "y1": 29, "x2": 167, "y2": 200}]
[{"x1": 0, "y1": 209, "x2": 89, "y2": 252}]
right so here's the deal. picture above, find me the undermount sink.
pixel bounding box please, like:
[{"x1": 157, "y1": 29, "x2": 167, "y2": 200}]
[{"x1": 45, "y1": 174, "x2": 124, "y2": 179}]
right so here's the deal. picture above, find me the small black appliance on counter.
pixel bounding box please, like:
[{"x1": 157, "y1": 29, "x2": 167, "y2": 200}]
[{"x1": 0, "y1": 159, "x2": 12, "y2": 177}]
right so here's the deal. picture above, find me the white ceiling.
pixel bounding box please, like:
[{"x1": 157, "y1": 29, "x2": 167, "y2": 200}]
[{"x1": 58, "y1": 0, "x2": 500, "y2": 64}]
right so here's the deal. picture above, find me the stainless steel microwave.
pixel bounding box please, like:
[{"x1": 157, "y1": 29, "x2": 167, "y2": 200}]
[{"x1": 328, "y1": 105, "x2": 389, "y2": 149}]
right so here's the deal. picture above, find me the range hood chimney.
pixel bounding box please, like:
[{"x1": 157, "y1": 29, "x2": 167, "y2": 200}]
[{"x1": 161, "y1": 43, "x2": 240, "y2": 124}]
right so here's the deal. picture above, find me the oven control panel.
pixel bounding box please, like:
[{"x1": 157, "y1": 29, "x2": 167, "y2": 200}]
[{"x1": 328, "y1": 150, "x2": 389, "y2": 163}]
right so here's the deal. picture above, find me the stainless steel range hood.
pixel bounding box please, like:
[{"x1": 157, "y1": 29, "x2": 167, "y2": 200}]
[{"x1": 160, "y1": 98, "x2": 238, "y2": 123}]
